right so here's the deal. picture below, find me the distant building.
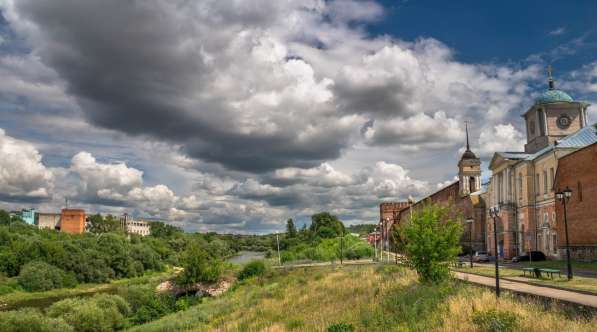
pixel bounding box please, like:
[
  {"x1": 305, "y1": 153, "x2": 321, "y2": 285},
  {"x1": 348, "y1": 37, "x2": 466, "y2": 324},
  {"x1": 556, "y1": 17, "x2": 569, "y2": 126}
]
[
  {"x1": 119, "y1": 213, "x2": 151, "y2": 236},
  {"x1": 60, "y1": 209, "x2": 86, "y2": 234},
  {"x1": 37, "y1": 212, "x2": 61, "y2": 230},
  {"x1": 384, "y1": 124, "x2": 487, "y2": 254},
  {"x1": 21, "y1": 208, "x2": 36, "y2": 225},
  {"x1": 554, "y1": 142, "x2": 597, "y2": 260}
]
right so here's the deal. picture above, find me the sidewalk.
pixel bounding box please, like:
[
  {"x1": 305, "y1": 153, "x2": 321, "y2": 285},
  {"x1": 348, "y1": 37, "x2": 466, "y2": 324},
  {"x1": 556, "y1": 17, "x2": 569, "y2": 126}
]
[{"x1": 453, "y1": 271, "x2": 597, "y2": 308}]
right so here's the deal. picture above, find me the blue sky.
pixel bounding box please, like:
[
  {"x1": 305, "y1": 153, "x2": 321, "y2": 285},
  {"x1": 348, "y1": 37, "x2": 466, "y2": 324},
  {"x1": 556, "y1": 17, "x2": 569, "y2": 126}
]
[
  {"x1": 0, "y1": 0, "x2": 595, "y2": 233},
  {"x1": 371, "y1": 0, "x2": 596, "y2": 67}
]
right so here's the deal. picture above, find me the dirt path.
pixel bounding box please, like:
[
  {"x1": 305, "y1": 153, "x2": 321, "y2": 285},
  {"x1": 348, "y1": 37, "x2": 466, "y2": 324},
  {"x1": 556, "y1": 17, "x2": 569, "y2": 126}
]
[{"x1": 453, "y1": 271, "x2": 597, "y2": 308}]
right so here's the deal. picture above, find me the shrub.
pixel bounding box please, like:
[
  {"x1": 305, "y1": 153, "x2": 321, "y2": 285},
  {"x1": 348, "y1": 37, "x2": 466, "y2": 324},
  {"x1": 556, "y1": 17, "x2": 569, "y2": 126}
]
[
  {"x1": 119, "y1": 284, "x2": 177, "y2": 324},
  {"x1": 472, "y1": 309, "x2": 519, "y2": 332},
  {"x1": 47, "y1": 294, "x2": 130, "y2": 332},
  {"x1": 177, "y1": 242, "x2": 222, "y2": 286},
  {"x1": 402, "y1": 202, "x2": 462, "y2": 283},
  {"x1": 238, "y1": 260, "x2": 268, "y2": 280},
  {"x1": 17, "y1": 261, "x2": 77, "y2": 291},
  {"x1": 0, "y1": 308, "x2": 73, "y2": 332},
  {"x1": 327, "y1": 322, "x2": 355, "y2": 332}
]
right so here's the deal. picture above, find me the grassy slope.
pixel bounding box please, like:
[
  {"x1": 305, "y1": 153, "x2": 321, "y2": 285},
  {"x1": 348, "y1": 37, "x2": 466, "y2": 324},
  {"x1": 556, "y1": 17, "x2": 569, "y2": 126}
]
[{"x1": 129, "y1": 265, "x2": 596, "y2": 332}]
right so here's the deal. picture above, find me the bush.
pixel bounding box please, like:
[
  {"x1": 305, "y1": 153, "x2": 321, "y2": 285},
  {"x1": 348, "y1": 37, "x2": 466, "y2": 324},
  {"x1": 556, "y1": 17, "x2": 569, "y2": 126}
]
[
  {"x1": 472, "y1": 309, "x2": 519, "y2": 332},
  {"x1": 118, "y1": 284, "x2": 177, "y2": 324},
  {"x1": 237, "y1": 260, "x2": 268, "y2": 280},
  {"x1": 46, "y1": 294, "x2": 130, "y2": 332},
  {"x1": 17, "y1": 261, "x2": 77, "y2": 291},
  {"x1": 327, "y1": 322, "x2": 355, "y2": 332},
  {"x1": 0, "y1": 308, "x2": 73, "y2": 332},
  {"x1": 177, "y1": 242, "x2": 222, "y2": 286},
  {"x1": 403, "y1": 202, "x2": 462, "y2": 283}
]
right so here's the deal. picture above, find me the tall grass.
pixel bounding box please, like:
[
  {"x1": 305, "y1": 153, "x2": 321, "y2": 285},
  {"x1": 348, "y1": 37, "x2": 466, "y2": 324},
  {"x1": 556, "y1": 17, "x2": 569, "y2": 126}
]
[{"x1": 128, "y1": 265, "x2": 596, "y2": 332}]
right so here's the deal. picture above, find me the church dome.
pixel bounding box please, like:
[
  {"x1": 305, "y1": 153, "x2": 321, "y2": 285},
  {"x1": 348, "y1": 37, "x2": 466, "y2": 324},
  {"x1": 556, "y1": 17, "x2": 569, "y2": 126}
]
[
  {"x1": 535, "y1": 89, "x2": 573, "y2": 104},
  {"x1": 461, "y1": 149, "x2": 477, "y2": 160}
]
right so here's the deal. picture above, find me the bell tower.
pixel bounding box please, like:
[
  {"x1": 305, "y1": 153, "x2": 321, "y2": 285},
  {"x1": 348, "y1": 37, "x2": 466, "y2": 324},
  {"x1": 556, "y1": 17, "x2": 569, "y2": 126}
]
[
  {"x1": 523, "y1": 66, "x2": 590, "y2": 153},
  {"x1": 458, "y1": 121, "x2": 481, "y2": 196}
]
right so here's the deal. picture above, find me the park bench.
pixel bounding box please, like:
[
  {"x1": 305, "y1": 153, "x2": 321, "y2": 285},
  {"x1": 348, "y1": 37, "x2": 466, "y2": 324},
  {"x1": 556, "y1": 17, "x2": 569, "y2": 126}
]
[
  {"x1": 451, "y1": 260, "x2": 465, "y2": 268},
  {"x1": 522, "y1": 267, "x2": 536, "y2": 277},
  {"x1": 538, "y1": 268, "x2": 561, "y2": 279}
]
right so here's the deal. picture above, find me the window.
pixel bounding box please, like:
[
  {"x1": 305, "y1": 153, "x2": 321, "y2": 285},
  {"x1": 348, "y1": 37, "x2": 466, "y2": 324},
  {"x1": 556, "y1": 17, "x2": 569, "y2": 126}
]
[
  {"x1": 518, "y1": 173, "x2": 523, "y2": 200},
  {"x1": 543, "y1": 170, "x2": 548, "y2": 194},
  {"x1": 536, "y1": 173, "x2": 540, "y2": 196},
  {"x1": 508, "y1": 172, "x2": 513, "y2": 200},
  {"x1": 549, "y1": 168, "x2": 554, "y2": 191},
  {"x1": 553, "y1": 234, "x2": 557, "y2": 253}
]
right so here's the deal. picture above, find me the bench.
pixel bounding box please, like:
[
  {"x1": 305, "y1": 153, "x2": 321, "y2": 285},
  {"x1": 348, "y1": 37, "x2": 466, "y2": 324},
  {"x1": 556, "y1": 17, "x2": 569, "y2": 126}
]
[
  {"x1": 538, "y1": 268, "x2": 561, "y2": 279},
  {"x1": 453, "y1": 261, "x2": 465, "y2": 268},
  {"x1": 522, "y1": 267, "x2": 536, "y2": 277}
]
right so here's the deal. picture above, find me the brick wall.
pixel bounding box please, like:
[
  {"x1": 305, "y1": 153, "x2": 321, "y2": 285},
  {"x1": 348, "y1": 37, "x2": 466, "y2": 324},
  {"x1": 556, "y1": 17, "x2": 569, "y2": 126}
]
[
  {"x1": 555, "y1": 143, "x2": 597, "y2": 260},
  {"x1": 60, "y1": 209, "x2": 86, "y2": 234}
]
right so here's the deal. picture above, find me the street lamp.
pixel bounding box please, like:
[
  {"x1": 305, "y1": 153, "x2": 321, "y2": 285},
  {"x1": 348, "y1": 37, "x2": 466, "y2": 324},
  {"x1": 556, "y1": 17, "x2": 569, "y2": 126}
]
[
  {"x1": 466, "y1": 218, "x2": 474, "y2": 268},
  {"x1": 556, "y1": 187, "x2": 573, "y2": 280},
  {"x1": 488, "y1": 206, "x2": 501, "y2": 298}
]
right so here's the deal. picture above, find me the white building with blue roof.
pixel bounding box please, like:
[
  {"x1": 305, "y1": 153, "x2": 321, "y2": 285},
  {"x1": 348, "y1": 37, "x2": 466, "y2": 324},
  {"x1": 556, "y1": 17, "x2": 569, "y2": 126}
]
[{"x1": 486, "y1": 67, "x2": 596, "y2": 260}]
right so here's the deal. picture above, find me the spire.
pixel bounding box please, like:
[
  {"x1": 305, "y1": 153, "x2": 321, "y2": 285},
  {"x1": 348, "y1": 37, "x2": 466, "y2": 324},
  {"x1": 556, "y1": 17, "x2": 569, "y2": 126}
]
[
  {"x1": 465, "y1": 120, "x2": 470, "y2": 151},
  {"x1": 547, "y1": 65, "x2": 555, "y2": 90}
]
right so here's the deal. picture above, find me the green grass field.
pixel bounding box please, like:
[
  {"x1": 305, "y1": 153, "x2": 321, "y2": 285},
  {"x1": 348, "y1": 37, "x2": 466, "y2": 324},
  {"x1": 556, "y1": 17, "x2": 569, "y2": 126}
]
[{"x1": 128, "y1": 264, "x2": 596, "y2": 332}]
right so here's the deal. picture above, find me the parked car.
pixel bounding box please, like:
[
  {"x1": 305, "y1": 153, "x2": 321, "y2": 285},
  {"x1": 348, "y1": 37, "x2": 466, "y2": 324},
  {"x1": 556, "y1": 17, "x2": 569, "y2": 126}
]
[
  {"x1": 473, "y1": 251, "x2": 490, "y2": 262},
  {"x1": 511, "y1": 251, "x2": 547, "y2": 263}
]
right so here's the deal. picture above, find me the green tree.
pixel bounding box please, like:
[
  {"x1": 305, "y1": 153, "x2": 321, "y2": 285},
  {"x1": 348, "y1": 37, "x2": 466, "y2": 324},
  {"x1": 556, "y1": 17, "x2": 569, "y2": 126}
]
[
  {"x1": 0, "y1": 308, "x2": 73, "y2": 332},
  {"x1": 149, "y1": 221, "x2": 182, "y2": 238},
  {"x1": 177, "y1": 241, "x2": 222, "y2": 286},
  {"x1": 47, "y1": 294, "x2": 130, "y2": 332},
  {"x1": 18, "y1": 261, "x2": 77, "y2": 291},
  {"x1": 286, "y1": 218, "x2": 297, "y2": 238},
  {"x1": 87, "y1": 214, "x2": 120, "y2": 234},
  {"x1": 310, "y1": 212, "x2": 345, "y2": 238},
  {"x1": 0, "y1": 210, "x2": 10, "y2": 226},
  {"x1": 403, "y1": 202, "x2": 462, "y2": 283}
]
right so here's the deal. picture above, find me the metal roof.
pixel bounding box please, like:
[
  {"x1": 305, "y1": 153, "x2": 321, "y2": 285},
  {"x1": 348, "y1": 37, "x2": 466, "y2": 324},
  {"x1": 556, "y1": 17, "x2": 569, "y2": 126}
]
[
  {"x1": 525, "y1": 123, "x2": 597, "y2": 161},
  {"x1": 535, "y1": 89, "x2": 573, "y2": 104}
]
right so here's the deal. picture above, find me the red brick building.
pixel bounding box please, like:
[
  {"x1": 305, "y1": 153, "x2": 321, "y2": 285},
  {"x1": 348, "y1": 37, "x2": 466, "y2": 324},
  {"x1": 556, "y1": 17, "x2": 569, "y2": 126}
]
[
  {"x1": 60, "y1": 209, "x2": 86, "y2": 234},
  {"x1": 382, "y1": 125, "x2": 487, "y2": 253},
  {"x1": 554, "y1": 142, "x2": 597, "y2": 260}
]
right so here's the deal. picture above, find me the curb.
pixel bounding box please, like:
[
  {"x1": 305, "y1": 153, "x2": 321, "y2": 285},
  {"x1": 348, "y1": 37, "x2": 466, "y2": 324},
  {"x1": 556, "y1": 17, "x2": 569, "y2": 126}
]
[{"x1": 452, "y1": 270, "x2": 597, "y2": 296}]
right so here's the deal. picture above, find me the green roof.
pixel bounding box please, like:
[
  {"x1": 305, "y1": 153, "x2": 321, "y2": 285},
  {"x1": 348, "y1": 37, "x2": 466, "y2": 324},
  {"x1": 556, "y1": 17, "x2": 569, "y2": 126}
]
[{"x1": 535, "y1": 89, "x2": 573, "y2": 104}]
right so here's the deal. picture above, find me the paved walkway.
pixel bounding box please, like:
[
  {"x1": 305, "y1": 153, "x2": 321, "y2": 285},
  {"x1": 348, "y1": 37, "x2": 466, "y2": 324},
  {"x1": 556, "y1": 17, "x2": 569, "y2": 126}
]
[{"x1": 454, "y1": 271, "x2": 597, "y2": 308}]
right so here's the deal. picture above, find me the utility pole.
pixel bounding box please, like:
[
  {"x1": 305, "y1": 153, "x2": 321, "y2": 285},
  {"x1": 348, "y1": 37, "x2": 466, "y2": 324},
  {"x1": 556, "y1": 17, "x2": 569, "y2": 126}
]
[
  {"x1": 276, "y1": 233, "x2": 281, "y2": 266},
  {"x1": 340, "y1": 232, "x2": 344, "y2": 264},
  {"x1": 489, "y1": 206, "x2": 501, "y2": 298}
]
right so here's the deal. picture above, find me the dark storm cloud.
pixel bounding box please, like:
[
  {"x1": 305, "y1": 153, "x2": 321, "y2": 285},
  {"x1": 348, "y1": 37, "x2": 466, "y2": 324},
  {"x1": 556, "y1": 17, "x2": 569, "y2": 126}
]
[{"x1": 11, "y1": 0, "x2": 354, "y2": 173}]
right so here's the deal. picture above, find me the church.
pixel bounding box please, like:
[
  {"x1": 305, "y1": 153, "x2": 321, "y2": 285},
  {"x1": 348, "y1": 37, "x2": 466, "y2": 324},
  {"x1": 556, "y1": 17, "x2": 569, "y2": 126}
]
[
  {"x1": 486, "y1": 68, "x2": 596, "y2": 260},
  {"x1": 380, "y1": 123, "x2": 487, "y2": 254}
]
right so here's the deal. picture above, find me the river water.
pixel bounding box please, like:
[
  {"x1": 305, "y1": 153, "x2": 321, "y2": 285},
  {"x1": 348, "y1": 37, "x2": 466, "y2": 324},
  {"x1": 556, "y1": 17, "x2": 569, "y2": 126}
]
[{"x1": 227, "y1": 251, "x2": 266, "y2": 264}]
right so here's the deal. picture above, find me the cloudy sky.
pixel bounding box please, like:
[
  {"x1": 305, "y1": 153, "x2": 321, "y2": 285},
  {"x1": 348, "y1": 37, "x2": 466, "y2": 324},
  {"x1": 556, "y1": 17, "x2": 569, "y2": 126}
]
[{"x1": 0, "y1": 0, "x2": 596, "y2": 233}]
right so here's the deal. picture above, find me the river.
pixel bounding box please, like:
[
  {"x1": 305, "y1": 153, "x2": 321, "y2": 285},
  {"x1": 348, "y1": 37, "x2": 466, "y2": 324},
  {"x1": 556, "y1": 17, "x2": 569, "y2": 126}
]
[{"x1": 227, "y1": 251, "x2": 266, "y2": 264}]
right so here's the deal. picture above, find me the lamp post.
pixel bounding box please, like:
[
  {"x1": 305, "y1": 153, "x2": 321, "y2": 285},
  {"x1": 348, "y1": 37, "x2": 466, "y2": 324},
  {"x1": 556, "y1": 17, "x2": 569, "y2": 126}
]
[
  {"x1": 556, "y1": 187, "x2": 573, "y2": 280},
  {"x1": 466, "y1": 218, "x2": 474, "y2": 268},
  {"x1": 488, "y1": 206, "x2": 501, "y2": 298}
]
